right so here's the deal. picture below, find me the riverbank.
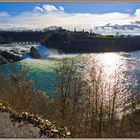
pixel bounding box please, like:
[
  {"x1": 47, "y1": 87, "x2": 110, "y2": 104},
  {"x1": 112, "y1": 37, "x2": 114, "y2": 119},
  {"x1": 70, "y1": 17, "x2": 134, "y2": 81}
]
[{"x1": 43, "y1": 30, "x2": 140, "y2": 53}]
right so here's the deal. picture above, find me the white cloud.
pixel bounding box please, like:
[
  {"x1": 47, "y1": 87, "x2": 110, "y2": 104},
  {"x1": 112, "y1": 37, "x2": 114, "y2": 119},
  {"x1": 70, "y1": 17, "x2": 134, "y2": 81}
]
[
  {"x1": 34, "y1": 6, "x2": 44, "y2": 12},
  {"x1": 135, "y1": 8, "x2": 140, "y2": 16},
  {"x1": 42, "y1": 4, "x2": 57, "y2": 12},
  {"x1": 34, "y1": 4, "x2": 64, "y2": 12},
  {"x1": 0, "y1": 4, "x2": 140, "y2": 35},
  {"x1": 59, "y1": 6, "x2": 64, "y2": 11}
]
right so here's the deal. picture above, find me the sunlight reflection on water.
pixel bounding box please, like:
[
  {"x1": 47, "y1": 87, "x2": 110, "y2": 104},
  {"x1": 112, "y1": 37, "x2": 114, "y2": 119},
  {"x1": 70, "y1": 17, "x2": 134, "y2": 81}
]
[
  {"x1": 84, "y1": 52, "x2": 138, "y2": 113},
  {"x1": 95, "y1": 53, "x2": 122, "y2": 79}
]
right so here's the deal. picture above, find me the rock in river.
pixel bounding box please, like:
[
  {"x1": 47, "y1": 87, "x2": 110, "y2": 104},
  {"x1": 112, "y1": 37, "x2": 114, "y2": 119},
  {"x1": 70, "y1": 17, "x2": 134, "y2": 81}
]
[
  {"x1": 0, "y1": 55, "x2": 7, "y2": 64},
  {"x1": 0, "y1": 51, "x2": 22, "y2": 62},
  {"x1": 30, "y1": 46, "x2": 41, "y2": 59}
]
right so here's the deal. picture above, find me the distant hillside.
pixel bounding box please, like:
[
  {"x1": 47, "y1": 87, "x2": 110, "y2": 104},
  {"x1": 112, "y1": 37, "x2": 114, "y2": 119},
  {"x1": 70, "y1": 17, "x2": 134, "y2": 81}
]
[
  {"x1": 43, "y1": 30, "x2": 140, "y2": 53},
  {"x1": 0, "y1": 27, "x2": 140, "y2": 53}
]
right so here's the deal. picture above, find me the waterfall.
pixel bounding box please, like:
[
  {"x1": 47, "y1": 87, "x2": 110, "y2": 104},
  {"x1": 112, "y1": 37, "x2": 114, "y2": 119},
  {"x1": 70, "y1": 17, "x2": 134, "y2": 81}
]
[
  {"x1": 21, "y1": 53, "x2": 31, "y2": 59},
  {"x1": 36, "y1": 44, "x2": 49, "y2": 58},
  {"x1": 21, "y1": 44, "x2": 60, "y2": 59}
]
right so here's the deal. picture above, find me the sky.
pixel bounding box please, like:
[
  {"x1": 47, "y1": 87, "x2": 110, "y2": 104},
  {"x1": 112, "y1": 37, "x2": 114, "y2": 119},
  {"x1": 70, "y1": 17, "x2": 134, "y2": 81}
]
[
  {"x1": 0, "y1": 2, "x2": 140, "y2": 15},
  {"x1": 1, "y1": 2, "x2": 140, "y2": 34}
]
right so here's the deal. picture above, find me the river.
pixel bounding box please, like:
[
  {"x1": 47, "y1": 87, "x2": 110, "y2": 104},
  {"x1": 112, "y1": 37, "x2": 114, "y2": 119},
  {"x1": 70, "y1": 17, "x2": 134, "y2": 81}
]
[{"x1": 0, "y1": 44, "x2": 140, "y2": 103}]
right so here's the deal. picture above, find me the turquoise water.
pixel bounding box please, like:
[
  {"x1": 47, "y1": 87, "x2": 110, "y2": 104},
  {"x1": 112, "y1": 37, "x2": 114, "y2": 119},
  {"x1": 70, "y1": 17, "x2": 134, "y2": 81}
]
[
  {"x1": 0, "y1": 58, "x2": 59, "y2": 98},
  {"x1": 0, "y1": 54, "x2": 78, "y2": 99},
  {"x1": 0, "y1": 43, "x2": 77, "y2": 98}
]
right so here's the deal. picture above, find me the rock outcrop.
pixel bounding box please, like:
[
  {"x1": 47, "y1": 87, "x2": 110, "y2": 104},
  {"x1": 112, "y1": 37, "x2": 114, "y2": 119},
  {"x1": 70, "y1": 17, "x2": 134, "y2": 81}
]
[
  {"x1": 0, "y1": 101, "x2": 71, "y2": 138},
  {"x1": 0, "y1": 55, "x2": 7, "y2": 64},
  {"x1": 30, "y1": 47, "x2": 41, "y2": 59},
  {"x1": 0, "y1": 112, "x2": 39, "y2": 137},
  {"x1": 0, "y1": 51, "x2": 22, "y2": 63}
]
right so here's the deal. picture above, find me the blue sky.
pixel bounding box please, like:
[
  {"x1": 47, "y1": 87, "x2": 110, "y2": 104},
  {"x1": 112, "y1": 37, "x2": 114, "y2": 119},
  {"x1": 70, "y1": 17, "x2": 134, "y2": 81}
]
[
  {"x1": 0, "y1": 2, "x2": 140, "y2": 15},
  {"x1": 0, "y1": 2, "x2": 140, "y2": 35}
]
